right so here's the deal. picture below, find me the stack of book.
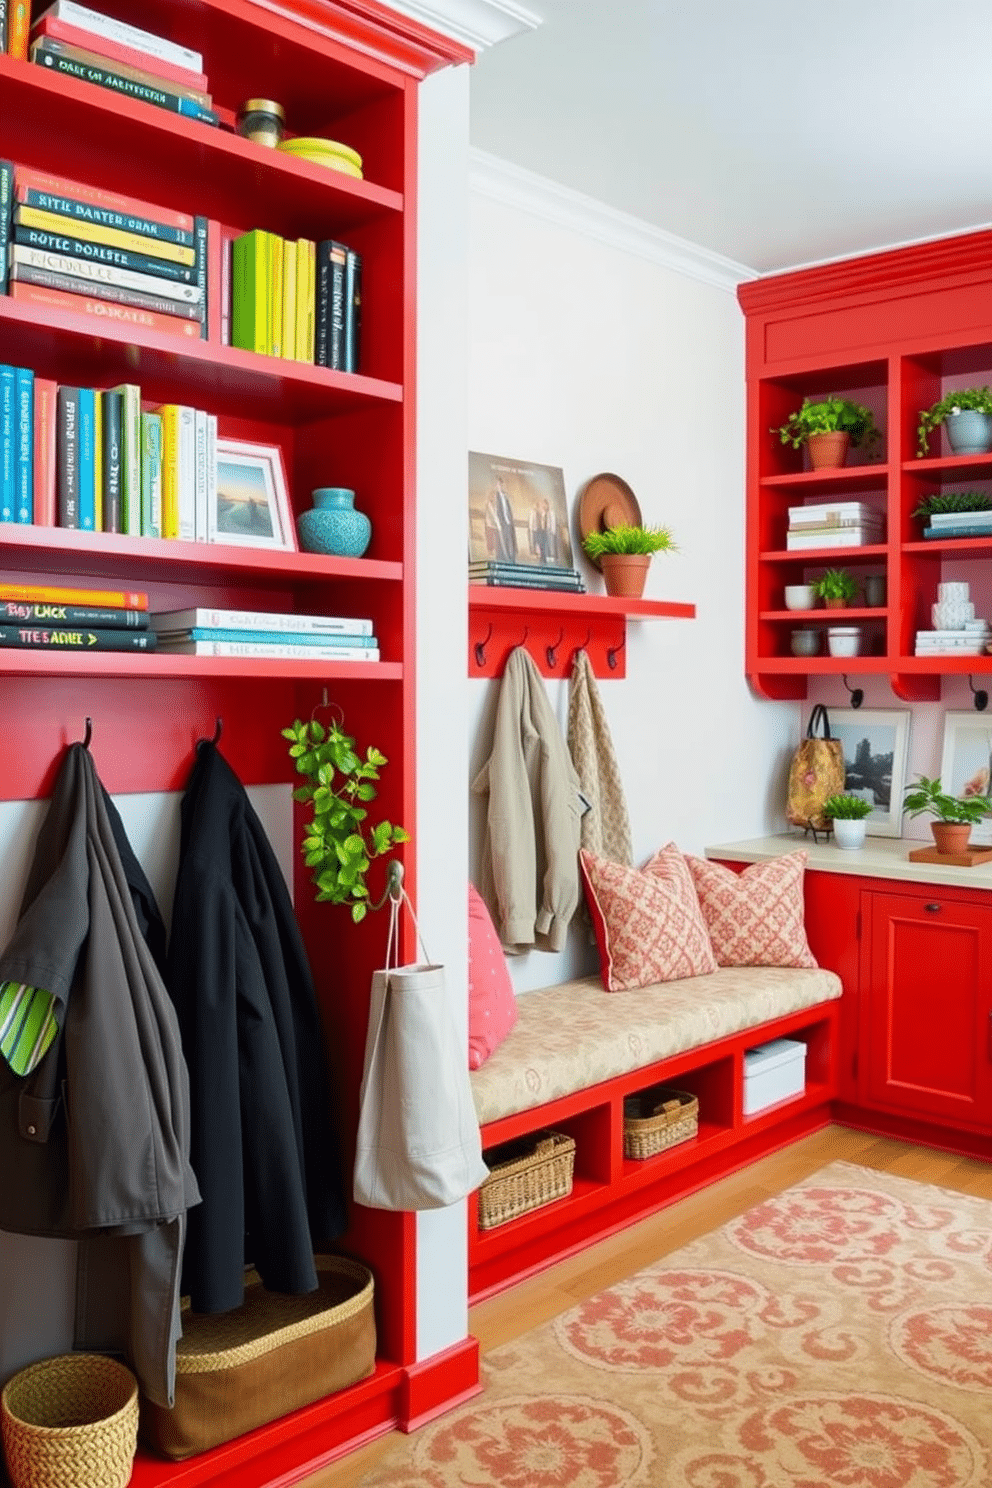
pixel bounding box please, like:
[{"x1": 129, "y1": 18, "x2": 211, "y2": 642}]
[
  {"x1": 786, "y1": 501, "x2": 885, "y2": 550},
  {"x1": 0, "y1": 579, "x2": 155, "y2": 651},
  {"x1": 2, "y1": 162, "x2": 207, "y2": 341},
  {"x1": 923, "y1": 508, "x2": 992, "y2": 541},
  {"x1": 469, "y1": 561, "x2": 586, "y2": 593},
  {"x1": 229, "y1": 231, "x2": 361, "y2": 371},
  {"x1": 29, "y1": 1, "x2": 217, "y2": 127},
  {"x1": 915, "y1": 621, "x2": 990, "y2": 656},
  {"x1": 151, "y1": 607, "x2": 380, "y2": 661}
]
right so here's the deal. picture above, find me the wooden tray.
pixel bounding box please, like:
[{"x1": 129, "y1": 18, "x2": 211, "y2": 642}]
[{"x1": 907, "y1": 846, "x2": 992, "y2": 867}]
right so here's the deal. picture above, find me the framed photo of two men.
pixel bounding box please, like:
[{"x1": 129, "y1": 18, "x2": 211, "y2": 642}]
[{"x1": 468, "y1": 452, "x2": 574, "y2": 569}]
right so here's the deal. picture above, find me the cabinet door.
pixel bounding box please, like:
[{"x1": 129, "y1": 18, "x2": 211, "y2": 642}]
[{"x1": 864, "y1": 890, "x2": 992, "y2": 1126}]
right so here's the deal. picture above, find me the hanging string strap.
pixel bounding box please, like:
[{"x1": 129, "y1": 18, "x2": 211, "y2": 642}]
[{"x1": 383, "y1": 883, "x2": 433, "y2": 972}]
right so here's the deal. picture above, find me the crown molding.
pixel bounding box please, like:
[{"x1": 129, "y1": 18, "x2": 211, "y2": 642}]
[
  {"x1": 470, "y1": 150, "x2": 755, "y2": 293},
  {"x1": 382, "y1": 0, "x2": 540, "y2": 51}
]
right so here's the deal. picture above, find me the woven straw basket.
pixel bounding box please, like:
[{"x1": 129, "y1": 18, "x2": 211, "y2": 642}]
[
  {"x1": 478, "y1": 1129, "x2": 575, "y2": 1230},
  {"x1": 1, "y1": 1353, "x2": 138, "y2": 1488},
  {"x1": 623, "y1": 1086, "x2": 699, "y2": 1161}
]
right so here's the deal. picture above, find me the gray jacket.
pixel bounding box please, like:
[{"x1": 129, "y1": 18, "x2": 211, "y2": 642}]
[{"x1": 0, "y1": 743, "x2": 200, "y2": 1407}]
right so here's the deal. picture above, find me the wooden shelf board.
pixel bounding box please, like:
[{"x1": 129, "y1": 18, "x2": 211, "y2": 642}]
[
  {"x1": 469, "y1": 587, "x2": 694, "y2": 620},
  {"x1": 760, "y1": 607, "x2": 886, "y2": 622},
  {"x1": 903, "y1": 537, "x2": 992, "y2": 553},
  {"x1": 902, "y1": 452, "x2": 992, "y2": 476},
  {"x1": 759, "y1": 544, "x2": 887, "y2": 563},
  {"x1": 751, "y1": 657, "x2": 893, "y2": 674},
  {"x1": 0, "y1": 652, "x2": 402, "y2": 681},
  {"x1": 760, "y1": 465, "x2": 890, "y2": 490}
]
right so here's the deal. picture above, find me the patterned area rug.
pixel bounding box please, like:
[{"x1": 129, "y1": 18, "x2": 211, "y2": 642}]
[{"x1": 359, "y1": 1162, "x2": 992, "y2": 1486}]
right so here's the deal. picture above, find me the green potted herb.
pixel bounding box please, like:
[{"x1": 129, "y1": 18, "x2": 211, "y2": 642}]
[
  {"x1": 902, "y1": 774, "x2": 992, "y2": 854},
  {"x1": 813, "y1": 568, "x2": 859, "y2": 608},
  {"x1": 823, "y1": 793, "x2": 873, "y2": 849},
  {"x1": 582, "y1": 523, "x2": 678, "y2": 599},
  {"x1": 917, "y1": 388, "x2": 992, "y2": 457},
  {"x1": 772, "y1": 396, "x2": 882, "y2": 469},
  {"x1": 283, "y1": 715, "x2": 410, "y2": 921},
  {"x1": 911, "y1": 491, "x2": 992, "y2": 522}
]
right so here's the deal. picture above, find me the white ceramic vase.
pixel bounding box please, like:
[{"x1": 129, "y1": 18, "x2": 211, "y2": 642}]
[{"x1": 833, "y1": 818, "x2": 867, "y2": 850}]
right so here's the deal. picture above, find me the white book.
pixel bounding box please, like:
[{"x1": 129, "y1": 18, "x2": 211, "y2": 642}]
[
  {"x1": 206, "y1": 413, "x2": 217, "y2": 544},
  {"x1": 929, "y1": 509, "x2": 992, "y2": 527},
  {"x1": 786, "y1": 529, "x2": 881, "y2": 549},
  {"x1": 788, "y1": 501, "x2": 877, "y2": 522},
  {"x1": 157, "y1": 637, "x2": 380, "y2": 662},
  {"x1": 37, "y1": 1, "x2": 204, "y2": 72},
  {"x1": 149, "y1": 606, "x2": 375, "y2": 636},
  {"x1": 177, "y1": 405, "x2": 196, "y2": 543},
  {"x1": 10, "y1": 246, "x2": 202, "y2": 305},
  {"x1": 194, "y1": 408, "x2": 208, "y2": 543}
]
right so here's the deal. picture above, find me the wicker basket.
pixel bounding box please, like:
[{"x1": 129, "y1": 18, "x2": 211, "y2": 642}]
[
  {"x1": 478, "y1": 1130, "x2": 575, "y2": 1230},
  {"x1": 623, "y1": 1086, "x2": 699, "y2": 1161},
  {"x1": 1, "y1": 1353, "x2": 138, "y2": 1488}
]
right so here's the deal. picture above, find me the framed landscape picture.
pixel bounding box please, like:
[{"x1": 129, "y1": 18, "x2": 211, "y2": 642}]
[
  {"x1": 939, "y1": 711, "x2": 992, "y2": 845},
  {"x1": 468, "y1": 452, "x2": 574, "y2": 569},
  {"x1": 826, "y1": 708, "x2": 910, "y2": 837},
  {"x1": 212, "y1": 439, "x2": 296, "y2": 550}
]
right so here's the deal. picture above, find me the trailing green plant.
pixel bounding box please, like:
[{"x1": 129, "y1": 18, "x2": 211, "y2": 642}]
[
  {"x1": 813, "y1": 568, "x2": 858, "y2": 603},
  {"x1": 916, "y1": 387, "x2": 992, "y2": 457},
  {"x1": 822, "y1": 793, "x2": 873, "y2": 821},
  {"x1": 283, "y1": 715, "x2": 410, "y2": 922},
  {"x1": 902, "y1": 775, "x2": 992, "y2": 826},
  {"x1": 582, "y1": 523, "x2": 677, "y2": 559},
  {"x1": 772, "y1": 396, "x2": 881, "y2": 452},
  {"x1": 911, "y1": 490, "x2": 992, "y2": 520}
]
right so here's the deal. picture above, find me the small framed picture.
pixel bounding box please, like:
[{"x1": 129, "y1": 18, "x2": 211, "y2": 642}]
[
  {"x1": 823, "y1": 707, "x2": 911, "y2": 837},
  {"x1": 467, "y1": 451, "x2": 574, "y2": 569},
  {"x1": 939, "y1": 711, "x2": 992, "y2": 845},
  {"x1": 212, "y1": 439, "x2": 295, "y2": 550}
]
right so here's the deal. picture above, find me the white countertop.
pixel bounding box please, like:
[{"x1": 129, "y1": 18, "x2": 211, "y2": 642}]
[{"x1": 705, "y1": 833, "x2": 992, "y2": 892}]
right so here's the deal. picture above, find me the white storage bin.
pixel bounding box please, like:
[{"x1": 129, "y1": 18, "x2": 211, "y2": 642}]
[{"x1": 743, "y1": 1037, "x2": 806, "y2": 1115}]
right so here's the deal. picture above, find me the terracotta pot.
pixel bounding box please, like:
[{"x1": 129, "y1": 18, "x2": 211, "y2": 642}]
[
  {"x1": 823, "y1": 597, "x2": 849, "y2": 609},
  {"x1": 807, "y1": 431, "x2": 850, "y2": 470},
  {"x1": 931, "y1": 821, "x2": 971, "y2": 855},
  {"x1": 601, "y1": 554, "x2": 650, "y2": 599}
]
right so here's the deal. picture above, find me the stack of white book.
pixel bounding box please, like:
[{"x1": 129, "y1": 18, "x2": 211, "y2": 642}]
[
  {"x1": 151, "y1": 606, "x2": 380, "y2": 661},
  {"x1": 923, "y1": 508, "x2": 992, "y2": 541},
  {"x1": 786, "y1": 501, "x2": 885, "y2": 550},
  {"x1": 915, "y1": 620, "x2": 990, "y2": 656}
]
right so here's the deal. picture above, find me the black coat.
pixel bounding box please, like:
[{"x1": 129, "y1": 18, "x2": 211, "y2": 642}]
[{"x1": 167, "y1": 742, "x2": 345, "y2": 1314}]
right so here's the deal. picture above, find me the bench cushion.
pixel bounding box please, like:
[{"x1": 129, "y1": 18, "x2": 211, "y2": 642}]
[{"x1": 470, "y1": 966, "x2": 842, "y2": 1126}]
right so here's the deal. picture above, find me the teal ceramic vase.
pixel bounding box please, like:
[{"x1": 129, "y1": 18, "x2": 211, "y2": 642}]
[
  {"x1": 297, "y1": 487, "x2": 372, "y2": 557},
  {"x1": 945, "y1": 410, "x2": 992, "y2": 456}
]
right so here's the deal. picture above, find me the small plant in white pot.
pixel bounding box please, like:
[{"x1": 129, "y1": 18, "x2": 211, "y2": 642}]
[{"x1": 823, "y1": 793, "x2": 873, "y2": 850}]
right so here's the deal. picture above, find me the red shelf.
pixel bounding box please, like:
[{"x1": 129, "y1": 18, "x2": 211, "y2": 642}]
[{"x1": 760, "y1": 465, "x2": 890, "y2": 491}]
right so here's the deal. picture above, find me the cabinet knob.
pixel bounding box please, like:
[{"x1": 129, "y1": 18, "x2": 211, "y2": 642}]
[{"x1": 925, "y1": 902, "x2": 941, "y2": 913}]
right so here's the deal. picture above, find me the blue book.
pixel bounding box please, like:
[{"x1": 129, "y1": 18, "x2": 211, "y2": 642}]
[
  {"x1": 0, "y1": 365, "x2": 15, "y2": 523},
  {"x1": 76, "y1": 386, "x2": 96, "y2": 531},
  {"x1": 14, "y1": 367, "x2": 34, "y2": 524},
  {"x1": 170, "y1": 626, "x2": 379, "y2": 648}
]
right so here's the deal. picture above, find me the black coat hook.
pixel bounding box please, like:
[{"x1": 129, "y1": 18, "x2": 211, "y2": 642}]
[
  {"x1": 81, "y1": 716, "x2": 92, "y2": 749},
  {"x1": 968, "y1": 675, "x2": 989, "y2": 711},
  {"x1": 474, "y1": 623, "x2": 493, "y2": 668},
  {"x1": 212, "y1": 716, "x2": 223, "y2": 744},
  {"x1": 607, "y1": 635, "x2": 625, "y2": 670},
  {"x1": 841, "y1": 675, "x2": 864, "y2": 709},
  {"x1": 546, "y1": 628, "x2": 564, "y2": 668}
]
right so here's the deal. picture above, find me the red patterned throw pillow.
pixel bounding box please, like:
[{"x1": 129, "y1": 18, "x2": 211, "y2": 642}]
[
  {"x1": 685, "y1": 852, "x2": 817, "y2": 969},
  {"x1": 579, "y1": 844, "x2": 717, "y2": 992},
  {"x1": 468, "y1": 883, "x2": 518, "y2": 1069}
]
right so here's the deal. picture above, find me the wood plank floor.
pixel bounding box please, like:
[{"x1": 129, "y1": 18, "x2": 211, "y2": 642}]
[{"x1": 307, "y1": 1124, "x2": 992, "y2": 1486}]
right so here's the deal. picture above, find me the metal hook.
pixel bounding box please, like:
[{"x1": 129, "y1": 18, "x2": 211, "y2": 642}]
[
  {"x1": 81, "y1": 716, "x2": 92, "y2": 749},
  {"x1": 607, "y1": 634, "x2": 625, "y2": 670},
  {"x1": 368, "y1": 859, "x2": 405, "y2": 911},
  {"x1": 310, "y1": 689, "x2": 344, "y2": 727},
  {"x1": 573, "y1": 629, "x2": 592, "y2": 660},
  {"x1": 474, "y1": 623, "x2": 493, "y2": 668},
  {"x1": 546, "y1": 628, "x2": 565, "y2": 668},
  {"x1": 212, "y1": 716, "x2": 223, "y2": 744},
  {"x1": 968, "y1": 675, "x2": 989, "y2": 712},
  {"x1": 841, "y1": 675, "x2": 864, "y2": 709},
  {"x1": 519, "y1": 625, "x2": 530, "y2": 646}
]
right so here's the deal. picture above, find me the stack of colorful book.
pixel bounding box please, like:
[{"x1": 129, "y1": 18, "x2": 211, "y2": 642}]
[
  {"x1": 230, "y1": 231, "x2": 361, "y2": 371},
  {"x1": 151, "y1": 607, "x2": 380, "y2": 661},
  {"x1": 1, "y1": 161, "x2": 207, "y2": 341},
  {"x1": 0, "y1": 579, "x2": 155, "y2": 651},
  {"x1": 786, "y1": 501, "x2": 885, "y2": 550},
  {"x1": 469, "y1": 561, "x2": 586, "y2": 593},
  {"x1": 29, "y1": 1, "x2": 217, "y2": 126},
  {"x1": 923, "y1": 508, "x2": 992, "y2": 541}
]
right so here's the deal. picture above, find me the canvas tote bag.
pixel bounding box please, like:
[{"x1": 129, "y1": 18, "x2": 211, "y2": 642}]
[
  {"x1": 786, "y1": 703, "x2": 846, "y2": 833},
  {"x1": 353, "y1": 890, "x2": 489, "y2": 1211}
]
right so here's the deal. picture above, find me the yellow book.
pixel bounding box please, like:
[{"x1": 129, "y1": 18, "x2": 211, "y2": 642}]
[
  {"x1": 294, "y1": 238, "x2": 310, "y2": 362},
  {"x1": 93, "y1": 392, "x2": 103, "y2": 532},
  {"x1": 159, "y1": 403, "x2": 181, "y2": 538},
  {"x1": 269, "y1": 231, "x2": 283, "y2": 359},
  {"x1": 281, "y1": 238, "x2": 297, "y2": 360},
  {"x1": 14, "y1": 206, "x2": 196, "y2": 266}
]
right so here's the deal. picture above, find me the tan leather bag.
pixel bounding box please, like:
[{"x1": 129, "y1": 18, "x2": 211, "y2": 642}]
[{"x1": 786, "y1": 704, "x2": 845, "y2": 833}]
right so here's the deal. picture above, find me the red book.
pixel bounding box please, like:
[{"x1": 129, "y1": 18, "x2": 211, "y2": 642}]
[
  {"x1": 10, "y1": 280, "x2": 202, "y2": 341},
  {"x1": 14, "y1": 164, "x2": 194, "y2": 235},
  {"x1": 30, "y1": 14, "x2": 209, "y2": 91},
  {"x1": 32, "y1": 376, "x2": 58, "y2": 526}
]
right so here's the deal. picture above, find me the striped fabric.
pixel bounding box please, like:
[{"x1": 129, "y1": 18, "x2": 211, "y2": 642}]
[{"x1": 0, "y1": 981, "x2": 58, "y2": 1076}]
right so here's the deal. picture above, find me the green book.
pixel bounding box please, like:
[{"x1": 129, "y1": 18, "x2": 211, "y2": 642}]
[{"x1": 140, "y1": 409, "x2": 162, "y2": 538}]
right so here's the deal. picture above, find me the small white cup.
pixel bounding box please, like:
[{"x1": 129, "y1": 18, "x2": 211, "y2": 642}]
[{"x1": 827, "y1": 626, "x2": 860, "y2": 658}]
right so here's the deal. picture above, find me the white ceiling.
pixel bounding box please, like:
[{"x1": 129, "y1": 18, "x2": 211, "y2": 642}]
[{"x1": 468, "y1": 0, "x2": 992, "y2": 277}]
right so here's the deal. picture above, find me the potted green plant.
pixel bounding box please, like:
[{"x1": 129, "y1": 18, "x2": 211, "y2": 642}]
[
  {"x1": 823, "y1": 793, "x2": 873, "y2": 850},
  {"x1": 283, "y1": 714, "x2": 410, "y2": 921},
  {"x1": 917, "y1": 388, "x2": 992, "y2": 457},
  {"x1": 813, "y1": 568, "x2": 859, "y2": 608},
  {"x1": 581, "y1": 523, "x2": 678, "y2": 599},
  {"x1": 772, "y1": 396, "x2": 882, "y2": 470},
  {"x1": 902, "y1": 774, "x2": 992, "y2": 854},
  {"x1": 911, "y1": 490, "x2": 992, "y2": 525}
]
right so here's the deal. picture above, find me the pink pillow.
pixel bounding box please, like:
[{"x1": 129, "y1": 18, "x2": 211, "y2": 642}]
[
  {"x1": 579, "y1": 844, "x2": 717, "y2": 992},
  {"x1": 468, "y1": 884, "x2": 517, "y2": 1069},
  {"x1": 685, "y1": 852, "x2": 817, "y2": 969}
]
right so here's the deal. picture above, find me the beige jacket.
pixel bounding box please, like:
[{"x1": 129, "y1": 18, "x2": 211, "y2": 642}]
[
  {"x1": 473, "y1": 647, "x2": 582, "y2": 953},
  {"x1": 567, "y1": 648, "x2": 632, "y2": 864}
]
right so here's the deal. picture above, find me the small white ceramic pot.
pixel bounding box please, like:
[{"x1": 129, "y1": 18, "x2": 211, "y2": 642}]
[
  {"x1": 827, "y1": 626, "x2": 860, "y2": 658},
  {"x1": 833, "y1": 818, "x2": 867, "y2": 850},
  {"x1": 784, "y1": 584, "x2": 817, "y2": 611}
]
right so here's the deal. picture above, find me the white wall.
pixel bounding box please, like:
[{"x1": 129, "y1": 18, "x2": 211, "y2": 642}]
[{"x1": 466, "y1": 169, "x2": 799, "y2": 992}]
